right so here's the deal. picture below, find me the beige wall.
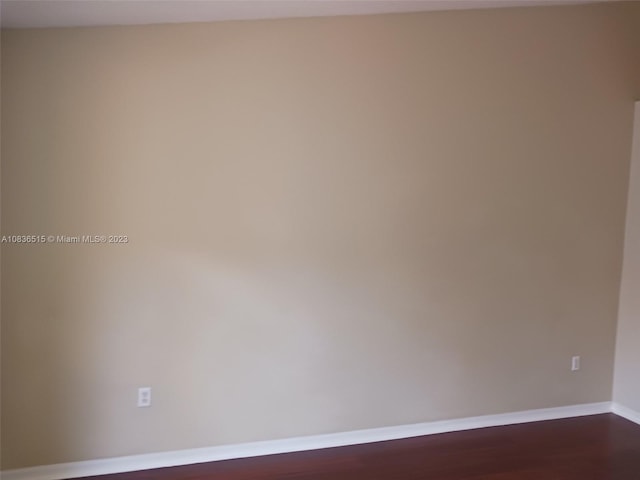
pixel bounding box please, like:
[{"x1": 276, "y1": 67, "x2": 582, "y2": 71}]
[
  {"x1": 2, "y1": 2, "x2": 640, "y2": 469},
  {"x1": 614, "y1": 102, "x2": 640, "y2": 413}
]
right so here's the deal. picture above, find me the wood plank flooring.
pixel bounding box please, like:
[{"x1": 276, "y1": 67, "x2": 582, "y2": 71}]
[{"x1": 74, "y1": 413, "x2": 640, "y2": 480}]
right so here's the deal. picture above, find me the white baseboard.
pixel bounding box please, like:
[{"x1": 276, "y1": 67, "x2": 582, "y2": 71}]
[
  {"x1": 0, "y1": 401, "x2": 612, "y2": 480},
  {"x1": 612, "y1": 402, "x2": 640, "y2": 425}
]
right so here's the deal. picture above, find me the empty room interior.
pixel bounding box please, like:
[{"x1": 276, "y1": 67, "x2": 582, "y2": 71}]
[{"x1": 2, "y1": 0, "x2": 640, "y2": 478}]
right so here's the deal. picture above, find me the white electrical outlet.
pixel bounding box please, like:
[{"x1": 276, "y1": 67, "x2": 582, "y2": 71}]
[
  {"x1": 571, "y1": 356, "x2": 580, "y2": 371},
  {"x1": 137, "y1": 387, "x2": 152, "y2": 407}
]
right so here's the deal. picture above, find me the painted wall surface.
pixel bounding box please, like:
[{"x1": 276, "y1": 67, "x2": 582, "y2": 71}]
[
  {"x1": 614, "y1": 102, "x2": 640, "y2": 414},
  {"x1": 2, "y1": 2, "x2": 640, "y2": 469}
]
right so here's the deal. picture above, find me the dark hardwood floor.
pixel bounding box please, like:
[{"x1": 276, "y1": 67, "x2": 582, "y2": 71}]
[{"x1": 75, "y1": 414, "x2": 640, "y2": 480}]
